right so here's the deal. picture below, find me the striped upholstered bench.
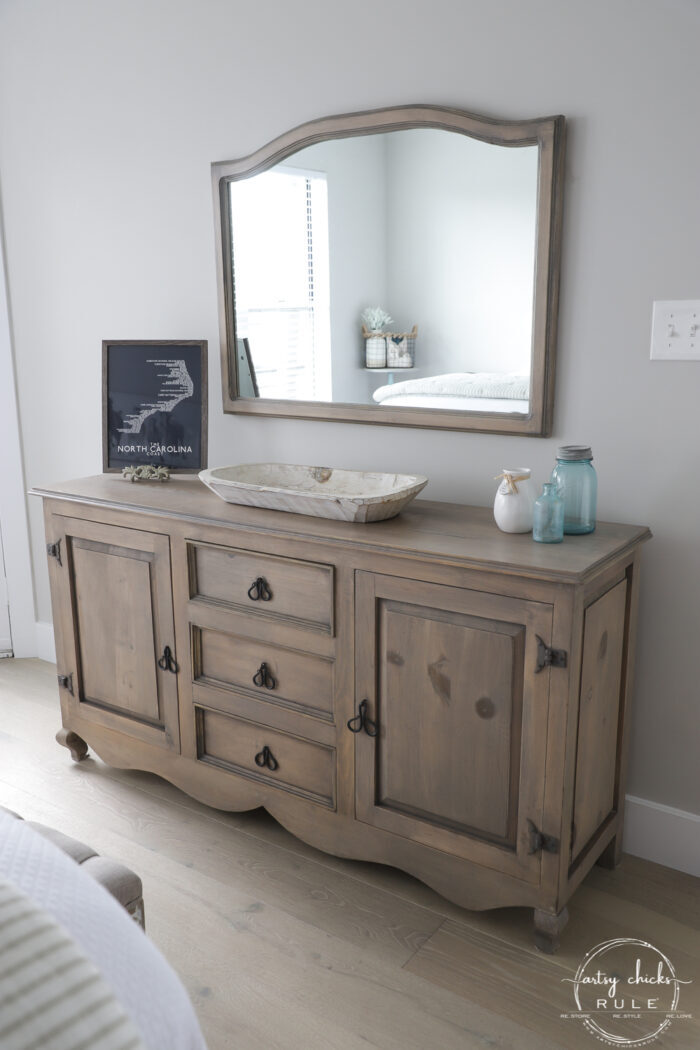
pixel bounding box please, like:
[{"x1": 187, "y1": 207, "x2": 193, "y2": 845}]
[
  {"x1": 0, "y1": 807, "x2": 207, "y2": 1050},
  {"x1": 0, "y1": 806, "x2": 145, "y2": 928}
]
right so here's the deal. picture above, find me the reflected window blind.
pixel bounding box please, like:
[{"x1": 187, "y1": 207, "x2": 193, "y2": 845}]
[{"x1": 230, "y1": 170, "x2": 331, "y2": 401}]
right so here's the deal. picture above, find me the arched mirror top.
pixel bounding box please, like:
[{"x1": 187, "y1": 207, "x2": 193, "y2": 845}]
[{"x1": 213, "y1": 104, "x2": 565, "y2": 435}]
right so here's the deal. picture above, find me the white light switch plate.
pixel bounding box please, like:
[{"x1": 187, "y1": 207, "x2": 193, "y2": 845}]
[{"x1": 650, "y1": 299, "x2": 700, "y2": 360}]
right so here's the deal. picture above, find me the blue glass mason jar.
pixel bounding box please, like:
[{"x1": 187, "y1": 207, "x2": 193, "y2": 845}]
[
  {"x1": 533, "y1": 482, "x2": 564, "y2": 543},
  {"x1": 551, "y1": 445, "x2": 597, "y2": 534}
]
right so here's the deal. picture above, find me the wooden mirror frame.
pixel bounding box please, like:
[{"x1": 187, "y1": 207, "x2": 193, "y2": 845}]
[{"x1": 212, "y1": 104, "x2": 565, "y2": 436}]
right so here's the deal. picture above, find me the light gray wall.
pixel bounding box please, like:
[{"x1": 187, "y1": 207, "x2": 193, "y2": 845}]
[{"x1": 0, "y1": 0, "x2": 698, "y2": 815}]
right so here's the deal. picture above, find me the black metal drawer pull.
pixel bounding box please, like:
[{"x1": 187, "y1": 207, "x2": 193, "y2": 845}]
[
  {"x1": 252, "y1": 661, "x2": 276, "y2": 690},
  {"x1": 247, "y1": 577, "x2": 272, "y2": 602},
  {"x1": 157, "y1": 646, "x2": 179, "y2": 674},
  {"x1": 254, "y1": 745, "x2": 279, "y2": 771},
  {"x1": 347, "y1": 698, "x2": 378, "y2": 737}
]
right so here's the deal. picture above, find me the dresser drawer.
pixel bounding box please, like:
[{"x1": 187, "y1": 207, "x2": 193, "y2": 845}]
[
  {"x1": 192, "y1": 626, "x2": 334, "y2": 720},
  {"x1": 188, "y1": 541, "x2": 334, "y2": 633},
  {"x1": 195, "y1": 706, "x2": 336, "y2": 808}
]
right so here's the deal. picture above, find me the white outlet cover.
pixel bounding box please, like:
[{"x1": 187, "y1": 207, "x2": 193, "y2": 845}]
[{"x1": 650, "y1": 299, "x2": 700, "y2": 360}]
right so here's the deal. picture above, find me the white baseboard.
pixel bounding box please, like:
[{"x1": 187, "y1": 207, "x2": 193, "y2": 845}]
[
  {"x1": 623, "y1": 794, "x2": 700, "y2": 877},
  {"x1": 34, "y1": 621, "x2": 56, "y2": 664}
]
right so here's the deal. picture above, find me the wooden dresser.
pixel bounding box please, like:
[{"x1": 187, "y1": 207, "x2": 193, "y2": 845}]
[{"x1": 35, "y1": 476, "x2": 650, "y2": 951}]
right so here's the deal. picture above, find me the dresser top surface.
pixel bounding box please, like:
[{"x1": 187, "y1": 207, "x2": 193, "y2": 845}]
[{"x1": 33, "y1": 475, "x2": 651, "y2": 583}]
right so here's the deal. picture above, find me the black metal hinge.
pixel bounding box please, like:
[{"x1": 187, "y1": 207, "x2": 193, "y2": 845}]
[
  {"x1": 535, "y1": 635, "x2": 567, "y2": 673},
  {"x1": 527, "y1": 819, "x2": 560, "y2": 855},
  {"x1": 57, "y1": 672, "x2": 73, "y2": 695},
  {"x1": 46, "y1": 540, "x2": 62, "y2": 565}
]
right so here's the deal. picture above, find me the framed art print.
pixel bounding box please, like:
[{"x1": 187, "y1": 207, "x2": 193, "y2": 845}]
[{"x1": 102, "y1": 340, "x2": 208, "y2": 472}]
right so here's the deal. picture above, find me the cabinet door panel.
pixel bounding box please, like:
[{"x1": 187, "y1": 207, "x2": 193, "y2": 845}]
[
  {"x1": 51, "y1": 516, "x2": 180, "y2": 750},
  {"x1": 72, "y1": 542, "x2": 161, "y2": 720},
  {"x1": 355, "y1": 572, "x2": 554, "y2": 883},
  {"x1": 378, "y1": 602, "x2": 523, "y2": 843},
  {"x1": 571, "y1": 579, "x2": 628, "y2": 858}
]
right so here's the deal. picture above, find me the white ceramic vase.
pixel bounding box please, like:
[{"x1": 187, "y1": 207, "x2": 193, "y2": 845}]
[{"x1": 493, "y1": 468, "x2": 535, "y2": 534}]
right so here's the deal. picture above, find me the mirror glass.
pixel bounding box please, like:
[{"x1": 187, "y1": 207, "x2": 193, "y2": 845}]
[{"x1": 227, "y1": 129, "x2": 538, "y2": 416}]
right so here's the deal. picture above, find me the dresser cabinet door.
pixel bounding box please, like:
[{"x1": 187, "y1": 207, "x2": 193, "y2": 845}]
[
  {"x1": 354, "y1": 572, "x2": 555, "y2": 883},
  {"x1": 48, "y1": 516, "x2": 180, "y2": 750}
]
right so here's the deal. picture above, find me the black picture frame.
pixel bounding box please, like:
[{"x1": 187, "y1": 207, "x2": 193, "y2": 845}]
[{"x1": 102, "y1": 341, "x2": 208, "y2": 473}]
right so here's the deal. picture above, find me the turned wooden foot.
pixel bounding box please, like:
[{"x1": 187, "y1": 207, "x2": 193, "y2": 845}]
[
  {"x1": 597, "y1": 833, "x2": 623, "y2": 870},
  {"x1": 533, "y1": 906, "x2": 569, "y2": 953},
  {"x1": 56, "y1": 728, "x2": 88, "y2": 762}
]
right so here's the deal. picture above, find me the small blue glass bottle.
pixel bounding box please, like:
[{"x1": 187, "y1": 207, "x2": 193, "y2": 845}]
[
  {"x1": 551, "y1": 445, "x2": 597, "y2": 535},
  {"x1": 533, "y1": 482, "x2": 564, "y2": 543}
]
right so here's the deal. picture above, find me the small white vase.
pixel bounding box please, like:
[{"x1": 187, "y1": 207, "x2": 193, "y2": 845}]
[{"x1": 493, "y1": 468, "x2": 535, "y2": 534}]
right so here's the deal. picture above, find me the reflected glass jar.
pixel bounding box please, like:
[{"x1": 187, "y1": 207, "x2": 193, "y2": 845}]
[
  {"x1": 551, "y1": 445, "x2": 597, "y2": 534},
  {"x1": 533, "y1": 482, "x2": 564, "y2": 543}
]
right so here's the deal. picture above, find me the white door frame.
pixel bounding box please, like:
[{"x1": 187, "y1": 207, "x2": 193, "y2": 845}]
[
  {"x1": 0, "y1": 521, "x2": 12, "y2": 654},
  {"x1": 0, "y1": 204, "x2": 37, "y2": 657}
]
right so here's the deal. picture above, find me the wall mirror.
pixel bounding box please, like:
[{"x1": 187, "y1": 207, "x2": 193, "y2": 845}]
[{"x1": 213, "y1": 105, "x2": 565, "y2": 435}]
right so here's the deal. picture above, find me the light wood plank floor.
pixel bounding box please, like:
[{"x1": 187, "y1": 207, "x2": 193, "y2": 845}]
[{"x1": 0, "y1": 659, "x2": 698, "y2": 1050}]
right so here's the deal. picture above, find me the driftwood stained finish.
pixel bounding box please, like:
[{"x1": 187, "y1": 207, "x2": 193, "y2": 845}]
[
  {"x1": 195, "y1": 706, "x2": 336, "y2": 809},
  {"x1": 571, "y1": 580, "x2": 628, "y2": 859},
  {"x1": 47, "y1": 514, "x2": 180, "y2": 752},
  {"x1": 36, "y1": 476, "x2": 650, "y2": 951},
  {"x1": 192, "y1": 625, "x2": 335, "y2": 721},
  {"x1": 376, "y1": 603, "x2": 523, "y2": 841},
  {"x1": 354, "y1": 573, "x2": 551, "y2": 883},
  {"x1": 188, "y1": 540, "x2": 334, "y2": 634}
]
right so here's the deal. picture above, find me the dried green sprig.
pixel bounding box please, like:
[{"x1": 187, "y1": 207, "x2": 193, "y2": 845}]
[{"x1": 361, "y1": 306, "x2": 393, "y2": 332}]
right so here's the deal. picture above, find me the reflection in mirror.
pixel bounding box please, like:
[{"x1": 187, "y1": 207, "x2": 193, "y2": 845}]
[
  {"x1": 228, "y1": 130, "x2": 538, "y2": 414},
  {"x1": 236, "y1": 338, "x2": 259, "y2": 397},
  {"x1": 214, "y1": 106, "x2": 565, "y2": 435},
  {"x1": 230, "y1": 166, "x2": 332, "y2": 401}
]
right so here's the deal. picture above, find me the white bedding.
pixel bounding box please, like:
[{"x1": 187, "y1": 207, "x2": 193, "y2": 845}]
[
  {"x1": 373, "y1": 372, "x2": 530, "y2": 413},
  {"x1": 0, "y1": 876, "x2": 146, "y2": 1050},
  {"x1": 0, "y1": 812, "x2": 207, "y2": 1050}
]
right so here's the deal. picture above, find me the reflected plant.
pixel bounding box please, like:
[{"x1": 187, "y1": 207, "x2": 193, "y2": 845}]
[{"x1": 361, "y1": 307, "x2": 393, "y2": 332}]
